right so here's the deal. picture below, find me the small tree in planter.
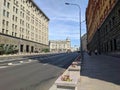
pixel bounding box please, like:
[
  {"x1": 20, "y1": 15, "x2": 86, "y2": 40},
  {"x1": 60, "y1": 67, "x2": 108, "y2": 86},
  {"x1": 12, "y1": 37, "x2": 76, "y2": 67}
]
[{"x1": 61, "y1": 75, "x2": 72, "y2": 82}]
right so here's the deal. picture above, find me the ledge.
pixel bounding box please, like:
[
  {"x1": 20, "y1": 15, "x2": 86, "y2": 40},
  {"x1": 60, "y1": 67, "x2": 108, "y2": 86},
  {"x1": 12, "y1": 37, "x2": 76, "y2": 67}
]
[
  {"x1": 68, "y1": 65, "x2": 80, "y2": 71},
  {"x1": 55, "y1": 75, "x2": 78, "y2": 90}
]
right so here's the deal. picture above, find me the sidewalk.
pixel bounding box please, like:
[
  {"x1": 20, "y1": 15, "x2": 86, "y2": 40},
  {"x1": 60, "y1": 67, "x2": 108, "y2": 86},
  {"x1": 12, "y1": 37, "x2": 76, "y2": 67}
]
[{"x1": 78, "y1": 53, "x2": 120, "y2": 90}]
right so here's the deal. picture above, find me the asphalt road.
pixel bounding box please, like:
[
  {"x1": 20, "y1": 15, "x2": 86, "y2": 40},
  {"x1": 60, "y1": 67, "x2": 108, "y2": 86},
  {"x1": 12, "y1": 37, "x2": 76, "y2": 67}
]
[{"x1": 0, "y1": 52, "x2": 79, "y2": 90}]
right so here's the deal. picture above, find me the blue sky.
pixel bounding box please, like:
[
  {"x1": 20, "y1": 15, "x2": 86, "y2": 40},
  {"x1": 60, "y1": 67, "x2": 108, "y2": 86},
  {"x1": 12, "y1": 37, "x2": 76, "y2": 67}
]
[{"x1": 34, "y1": 0, "x2": 88, "y2": 47}]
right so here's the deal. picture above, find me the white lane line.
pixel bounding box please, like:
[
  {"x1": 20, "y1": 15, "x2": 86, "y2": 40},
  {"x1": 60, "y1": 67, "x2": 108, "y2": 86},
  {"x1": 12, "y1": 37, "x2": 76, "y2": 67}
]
[
  {"x1": 23, "y1": 61, "x2": 31, "y2": 64},
  {"x1": 12, "y1": 63, "x2": 22, "y2": 66},
  {"x1": 28, "y1": 59, "x2": 32, "y2": 62},
  {"x1": 0, "y1": 66, "x2": 8, "y2": 69},
  {"x1": 8, "y1": 63, "x2": 13, "y2": 65},
  {"x1": 19, "y1": 61, "x2": 23, "y2": 63},
  {"x1": 43, "y1": 63, "x2": 48, "y2": 65},
  {"x1": 0, "y1": 60, "x2": 36, "y2": 69},
  {"x1": 0, "y1": 59, "x2": 37, "y2": 69}
]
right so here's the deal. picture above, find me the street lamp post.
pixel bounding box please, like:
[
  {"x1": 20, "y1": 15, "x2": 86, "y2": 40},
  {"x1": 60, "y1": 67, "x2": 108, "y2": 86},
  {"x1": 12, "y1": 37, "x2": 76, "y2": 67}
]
[{"x1": 65, "y1": 3, "x2": 83, "y2": 60}]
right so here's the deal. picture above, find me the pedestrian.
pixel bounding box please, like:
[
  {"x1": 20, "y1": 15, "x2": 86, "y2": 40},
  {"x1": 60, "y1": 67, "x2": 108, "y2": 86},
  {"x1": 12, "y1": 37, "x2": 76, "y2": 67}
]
[
  {"x1": 88, "y1": 50, "x2": 92, "y2": 56},
  {"x1": 95, "y1": 49, "x2": 98, "y2": 55}
]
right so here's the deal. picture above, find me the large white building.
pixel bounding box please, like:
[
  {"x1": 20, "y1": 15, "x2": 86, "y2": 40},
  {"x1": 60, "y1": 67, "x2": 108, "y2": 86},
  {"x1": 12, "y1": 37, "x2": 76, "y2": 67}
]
[
  {"x1": 0, "y1": 0, "x2": 49, "y2": 54},
  {"x1": 49, "y1": 38, "x2": 71, "y2": 52}
]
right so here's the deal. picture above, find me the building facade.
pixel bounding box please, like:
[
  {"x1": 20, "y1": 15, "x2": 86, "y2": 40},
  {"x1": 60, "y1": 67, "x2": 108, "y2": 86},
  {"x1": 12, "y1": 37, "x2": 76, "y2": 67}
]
[
  {"x1": 49, "y1": 38, "x2": 71, "y2": 52},
  {"x1": 86, "y1": 0, "x2": 120, "y2": 54},
  {"x1": 0, "y1": 0, "x2": 49, "y2": 54},
  {"x1": 81, "y1": 33, "x2": 87, "y2": 52}
]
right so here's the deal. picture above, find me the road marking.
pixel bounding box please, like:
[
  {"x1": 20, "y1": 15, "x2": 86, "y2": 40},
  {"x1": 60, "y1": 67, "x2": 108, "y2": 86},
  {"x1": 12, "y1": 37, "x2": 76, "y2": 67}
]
[
  {"x1": 0, "y1": 66, "x2": 8, "y2": 69},
  {"x1": 43, "y1": 63, "x2": 48, "y2": 65},
  {"x1": 28, "y1": 59, "x2": 32, "y2": 62},
  {"x1": 12, "y1": 63, "x2": 22, "y2": 66},
  {"x1": 8, "y1": 63, "x2": 13, "y2": 65},
  {"x1": 19, "y1": 61, "x2": 23, "y2": 63}
]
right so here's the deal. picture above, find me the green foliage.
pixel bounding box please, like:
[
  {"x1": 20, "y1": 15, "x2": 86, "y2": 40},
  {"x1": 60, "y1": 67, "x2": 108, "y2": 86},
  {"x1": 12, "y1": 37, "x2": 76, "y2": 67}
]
[
  {"x1": 0, "y1": 44, "x2": 18, "y2": 55},
  {"x1": 0, "y1": 44, "x2": 4, "y2": 54},
  {"x1": 42, "y1": 48, "x2": 50, "y2": 53}
]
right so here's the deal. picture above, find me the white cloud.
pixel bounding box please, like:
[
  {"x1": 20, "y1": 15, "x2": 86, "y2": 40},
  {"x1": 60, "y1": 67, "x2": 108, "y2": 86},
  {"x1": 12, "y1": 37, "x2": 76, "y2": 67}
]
[{"x1": 34, "y1": 0, "x2": 88, "y2": 46}]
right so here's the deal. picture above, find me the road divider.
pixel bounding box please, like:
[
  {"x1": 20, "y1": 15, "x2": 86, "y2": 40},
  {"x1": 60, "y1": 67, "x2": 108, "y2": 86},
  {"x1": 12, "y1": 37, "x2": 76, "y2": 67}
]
[{"x1": 49, "y1": 55, "x2": 81, "y2": 90}]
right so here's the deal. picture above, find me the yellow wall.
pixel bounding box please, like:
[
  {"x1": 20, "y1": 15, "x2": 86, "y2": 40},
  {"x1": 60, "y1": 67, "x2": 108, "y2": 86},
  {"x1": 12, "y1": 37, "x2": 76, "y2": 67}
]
[{"x1": 86, "y1": 0, "x2": 116, "y2": 43}]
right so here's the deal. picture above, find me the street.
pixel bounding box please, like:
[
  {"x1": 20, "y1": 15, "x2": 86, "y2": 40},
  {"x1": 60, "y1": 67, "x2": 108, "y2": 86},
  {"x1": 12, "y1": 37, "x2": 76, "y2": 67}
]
[{"x1": 0, "y1": 52, "x2": 79, "y2": 90}]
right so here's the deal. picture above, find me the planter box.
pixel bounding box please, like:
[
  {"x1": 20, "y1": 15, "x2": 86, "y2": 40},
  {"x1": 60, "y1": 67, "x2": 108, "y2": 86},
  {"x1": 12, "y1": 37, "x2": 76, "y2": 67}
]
[
  {"x1": 68, "y1": 65, "x2": 80, "y2": 71},
  {"x1": 54, "y1": 61, "x2": 81, "y2": 90},
  {"x1": 72, "y1": 61, "x2": 81, "y2": 66},
  {"x1": 55, "y1": 76, "x2": 78, "y2": 90}
]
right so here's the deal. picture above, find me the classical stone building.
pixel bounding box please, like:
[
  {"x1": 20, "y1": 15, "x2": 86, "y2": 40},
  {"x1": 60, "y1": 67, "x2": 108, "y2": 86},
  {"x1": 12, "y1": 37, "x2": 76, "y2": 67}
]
[
  {"x1": 0, "y1": 0, "x2": 49, "y2": 54},
  {"x1": 49, "y1": 38, "x2": 71, "y2": 52},
  {"x1": 86, "y1": 0, "x2": 120, "y2": 54},
  {"x1": 81, "y1": 33, "x2": 87, "y2": 52}
]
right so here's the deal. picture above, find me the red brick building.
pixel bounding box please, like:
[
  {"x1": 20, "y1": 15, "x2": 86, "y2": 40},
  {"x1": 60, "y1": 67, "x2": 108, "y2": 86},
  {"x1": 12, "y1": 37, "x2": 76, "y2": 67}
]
[{"x1": 86, "y1": 0, "x2": 120, "y2": 54}]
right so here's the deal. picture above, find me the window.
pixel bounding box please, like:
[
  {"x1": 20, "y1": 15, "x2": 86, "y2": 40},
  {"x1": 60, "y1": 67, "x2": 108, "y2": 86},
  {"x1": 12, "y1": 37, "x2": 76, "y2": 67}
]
[
  {"x1": 23, "y1": 6, "x2": 25, "y2": 11},
  {"x1": 22, "y1": 28, "x2": 24, "y2": 32},
  {"x1": 15, "y1": 17, "x2": 17, "y2": 22},
  {"x1": 109, "y1": 20, "x2": 111, "y2": 29},
  {"x1": 3, "y1": 10, "x2": 6, "y2": 16},
  {"x1": 16, "y1": 1, "x2": 18, "y2": 7},
  {"x1": 105, "y1": 25, "x2": 108, "y2": 33},
  {"x1": 15, "y1": 33, "x2": 17, "y2": 36},
  {"x1": 4, "y1": 0, "x2": 6, "y2": 6},
  {"x1": 110, "y1": 40, "x2": 113, "y2": 51},
  {"x1": 118, "y1": 9, "x2": 120, "y2": 17},
  {"x1": 13, "y1": 6, "x2": 15, "y2": 12},
  {"x1": 2, "y1": 20, "x2": 5, "y2": 25},
  {"x1": 12, "y1": 24, "x2": 14, "y2": 29},
  {"x1": 22, "y1": 35, "x2": 24, "y2": 38},
  {"x1": 16, "y1": 8, "x2": 18, "y2": 13},
  {"x1": 20, "y1": 11, "x2": 22, "y2": 16},
  {"x1": 12, "y1": 32, "x2": 14, "y2": 36},
  {"x1": 23, "y1": 13, "x2": 24, "y2": 18},
  {"x1": 12, "y1": 15, "x2": 14, "y2": 21},
  {"x1": 15, "y1": 25, "x2": 17, "y2": 29},
  {"x1": 112, "y1": 16, "x2": 115, "y2": 25},
  {"x1": 7, "y1": 12, "x2": 9, "y2": 17},
  {"x1": 7, "y1": 2, "x2": 10, "y2": 8},
  {"x1": 22, "y1": 21, "x2": 24, "y2": 26},
  {"x1": 20, "y1": 19, "x2": 22, "y2": 24},
  {"x1": 21, "y1": 5, "x2": 22, "y2": 10},
  {"x1": 2, "y1": 29, "x2": 4, "y2": 33},
  {"x1": 109, "y1": 0, "x2": 111, "y2": 6},
  {"x1": 6, "y1": 21, "x2": 9, "y2": 26},
  {"x1": 6, "y1": 30, "x2": 8, "y2": 34},
  {"x1": 14, "y1": 0, "x2": 16, "y2": 5},
  {"x1": 114, "y1": 39, "x2": 117, "y2": 50}
]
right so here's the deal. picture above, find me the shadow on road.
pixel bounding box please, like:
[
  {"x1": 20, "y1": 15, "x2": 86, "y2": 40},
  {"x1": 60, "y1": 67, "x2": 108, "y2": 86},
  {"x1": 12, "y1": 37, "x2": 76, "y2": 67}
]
[
  {"x1": 32, "y1": 53, "x2": 79, "y2": 69},
  {"x1": 37, "y1": 52, "x2": 80, "y2": 69}
]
